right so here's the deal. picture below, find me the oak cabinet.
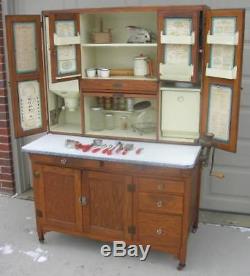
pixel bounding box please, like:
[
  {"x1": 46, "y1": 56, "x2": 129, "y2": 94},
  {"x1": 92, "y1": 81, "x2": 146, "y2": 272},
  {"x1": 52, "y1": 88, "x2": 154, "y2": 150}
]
[
  {"x1": 33, "y1": 164, "x2": 82, "y2": 236},
  {"x1": 82, "y1": 171, "x2": 133, "y2": 241},
  {"x1": 30, "y1": 154, "x2": 200, "y2": 269}
]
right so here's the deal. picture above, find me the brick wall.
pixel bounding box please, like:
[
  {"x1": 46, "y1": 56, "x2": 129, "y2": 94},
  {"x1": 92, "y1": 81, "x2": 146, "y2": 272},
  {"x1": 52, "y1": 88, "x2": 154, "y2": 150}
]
[{"x1": 0, "y1": 0, "x2": 15, "y2": 194}]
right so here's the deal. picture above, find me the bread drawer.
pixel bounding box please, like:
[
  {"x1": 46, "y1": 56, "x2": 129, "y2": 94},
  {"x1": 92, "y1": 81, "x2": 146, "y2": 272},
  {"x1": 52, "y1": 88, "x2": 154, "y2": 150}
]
[
  {"x1": 30, "y1": 154, "x2": 101, "y2": 169},
  {"x1": 81, "y1": 79, "x2": 158, "y2": 93},
  {"x1": 138, "y1": 193, "x2": 183, "y2": 215},
  {"x1": 136, "y1": 177, "x2": 185, "y2": 194},
  {"x1": 137, "y1": 212, "x2": 182, "y2": 248}
]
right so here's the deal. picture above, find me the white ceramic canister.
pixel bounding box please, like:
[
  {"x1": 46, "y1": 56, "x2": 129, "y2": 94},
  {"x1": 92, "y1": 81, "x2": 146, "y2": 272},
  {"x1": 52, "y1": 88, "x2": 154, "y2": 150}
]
[
  {"x1": 100, "y1": 68, "x2": 110, "y2": 78},
  {"x1": 86, "y1": 68, "x2": 96, "y2": 78},
  {"x1": 133, "y1": 54, "x2": 149, "y2": 77}
]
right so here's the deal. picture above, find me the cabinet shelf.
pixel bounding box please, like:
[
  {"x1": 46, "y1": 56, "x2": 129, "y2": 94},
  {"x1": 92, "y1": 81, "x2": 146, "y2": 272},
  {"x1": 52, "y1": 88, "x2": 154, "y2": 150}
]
[
  {"x1": 81, "y1": 43, "x2": 157, "y2": 47},
  {"x1": 82, "y1": 76, "x2": 157, "y2": 81}
]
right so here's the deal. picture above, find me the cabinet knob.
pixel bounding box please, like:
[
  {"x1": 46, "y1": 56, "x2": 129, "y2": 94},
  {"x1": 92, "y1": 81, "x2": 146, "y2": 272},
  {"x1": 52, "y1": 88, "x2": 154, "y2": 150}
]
[
  {"x1": 157, "y1": 183, "x2": 164, "y2": 191},
  {"x1": 156, "y1": 228, "x2": 164, "y2": 236},
  {"x1": 156, "y1": 200, "x2": 163, "y2": 208},
  {"x1": 60, "y1": 158, "x2": 67, "y2": 165},
  {"x1": 79, "y1": 196, "x2": 87, "y2": 206},
  {"x1": 33, "y1": 171, "x2": 40, "y2": 178}
]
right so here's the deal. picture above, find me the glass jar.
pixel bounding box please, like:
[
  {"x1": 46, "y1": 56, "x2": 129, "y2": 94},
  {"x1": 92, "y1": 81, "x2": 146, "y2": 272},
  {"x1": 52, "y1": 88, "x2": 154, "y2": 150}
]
[
  {"x1": 90, "y1": 107, "x2": 104, "y2": 131},
  {"x1": 131, "y1": 101, "x2": 156, "y2": 135},
  {"x1": 120, "y1": 115, "x2": 129, "y2": 130},
  {"x1": 105, "y1": 113, "x2": 115, "y2": 130}
]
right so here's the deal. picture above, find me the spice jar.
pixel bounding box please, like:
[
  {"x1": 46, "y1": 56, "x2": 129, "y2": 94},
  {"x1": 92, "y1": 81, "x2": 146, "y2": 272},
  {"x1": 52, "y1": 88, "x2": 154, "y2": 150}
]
[
  {"x1": 120, "y1": 115, "x2": 129, "y2": 130},
  {"x1": 90, "y1": 107, "x2": 104, "y2": 131},
  {"x1": 105, "y1": 113, "x2": 115, "y2": 130}
]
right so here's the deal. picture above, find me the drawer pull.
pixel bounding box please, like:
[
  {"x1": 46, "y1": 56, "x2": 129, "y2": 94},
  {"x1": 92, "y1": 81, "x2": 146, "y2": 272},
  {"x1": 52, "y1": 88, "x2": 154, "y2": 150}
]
[
  {"x1": 156, "y1": 200, "x2": 163, "y2": 208},
  {"x1": 33, "y1": 171, "x2": 40, "y2": 178},
  {"x1": 157, "y1": 183, "x2": 164, "y2": 191},
  {"x1": 60, "y1": 158, "x2": 67, "y2": 165},
  {"x1": 156, "y1": 228, "x2": 164, "y2": 236}
]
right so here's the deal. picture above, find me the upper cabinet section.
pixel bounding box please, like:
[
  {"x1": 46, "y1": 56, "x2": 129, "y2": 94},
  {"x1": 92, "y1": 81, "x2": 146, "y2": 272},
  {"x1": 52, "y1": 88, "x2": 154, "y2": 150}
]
[
  {"x1": 80, "y1": 11, "x2": 158, "y2": 84},
  {"x1": 48, "y1": 13, "x2": 82, "y2": 82},
  {"x1": 158, "y1": 7, "x2": 203, "y2": 83}
]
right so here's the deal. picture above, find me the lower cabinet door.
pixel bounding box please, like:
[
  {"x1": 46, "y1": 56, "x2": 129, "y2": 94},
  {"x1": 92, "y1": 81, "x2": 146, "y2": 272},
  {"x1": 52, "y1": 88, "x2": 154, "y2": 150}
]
[
  {"x1": 34, "y1": 165, "x2": 82, "y2": 232},
  {"x1": 136, "y1": 212, "x2": 182, "y2": 252},
  {"x1": 82, "y1": 171, "x2": 133, "y2": 241}
]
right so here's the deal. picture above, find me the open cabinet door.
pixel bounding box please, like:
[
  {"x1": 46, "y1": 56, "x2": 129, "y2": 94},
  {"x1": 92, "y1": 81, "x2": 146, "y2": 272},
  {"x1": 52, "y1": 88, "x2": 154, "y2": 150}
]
[
  {"x1": 6, "y1": 15, "x2": 47, "y2": 138},
  {"x1": 201, "y1": 9, "x2": 245, "y2": 152},
  {"x1": 47, "y1": 13, "x2": 81, "y2": 83}
]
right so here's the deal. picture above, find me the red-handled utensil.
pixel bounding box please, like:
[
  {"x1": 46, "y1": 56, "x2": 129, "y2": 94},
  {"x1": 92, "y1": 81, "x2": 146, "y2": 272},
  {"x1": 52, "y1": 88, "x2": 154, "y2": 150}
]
[
  {"x1": 92, "y1": 144, "x2": 107, "y2": 153},
  {"x1": 122, "y1": 144, "x2": 134, "y2": 155},
  {"x1": 81, "y1": 139, "x2": 103, "y2": 152},
  {"x1": 136, "y1": 148, "x2": 144, "y2": 155},
  {"x1": 107, "y1": 142, "x2": 122, "y2": 156},
  {"x1": 102, "y1": 145, "x2": 113, "y2": 154}
]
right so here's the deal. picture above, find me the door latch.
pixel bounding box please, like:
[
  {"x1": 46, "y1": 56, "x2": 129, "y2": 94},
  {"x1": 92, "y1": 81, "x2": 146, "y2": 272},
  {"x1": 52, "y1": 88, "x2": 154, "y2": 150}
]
[{"x1": 79, "y1": 196, "x2": 88, "y2": 206}]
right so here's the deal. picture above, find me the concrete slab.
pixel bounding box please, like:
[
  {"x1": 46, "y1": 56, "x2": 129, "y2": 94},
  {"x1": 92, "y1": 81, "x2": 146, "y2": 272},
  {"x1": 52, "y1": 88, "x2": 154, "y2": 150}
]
[{"x1": 0, "y1": 195, "x2": 250, "y2": 276}]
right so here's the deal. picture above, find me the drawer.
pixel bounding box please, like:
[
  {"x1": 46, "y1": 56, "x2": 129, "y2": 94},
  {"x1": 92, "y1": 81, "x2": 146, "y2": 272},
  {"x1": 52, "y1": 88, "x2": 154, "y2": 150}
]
[
  {"x1": 137, "y1": 212, "x2": 181, "y2": 248},
  {"x1": 136, "y1": 177, "x2": 185, "y2": 194},
  {"x1": 138, "y1": 193, "x2": 183, "y2": 215},
  {"x1": 30, "y1": 154, "x2": 101, "y2": 170},
  {"x1": 81, "y1": 79, "x2": 158, "y2": 93}
]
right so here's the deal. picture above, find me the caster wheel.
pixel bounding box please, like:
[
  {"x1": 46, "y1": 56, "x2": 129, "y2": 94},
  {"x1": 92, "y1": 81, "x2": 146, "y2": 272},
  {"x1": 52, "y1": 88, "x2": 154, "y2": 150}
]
[
  {"x1": 192, "y1": 227, "x2": 198, "y2": 233},
  {"x1": 177, "y1": 263, "x2": 186, "y2": 270}
]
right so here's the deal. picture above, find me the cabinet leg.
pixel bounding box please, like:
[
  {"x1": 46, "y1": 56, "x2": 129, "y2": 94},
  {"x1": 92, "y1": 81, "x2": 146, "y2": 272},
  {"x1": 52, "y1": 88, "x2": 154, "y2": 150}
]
[
  {"x1": 177, "y1": 262, "x2": 186, "y2": 270},
  {"x1": 38, "y1": 230, "x2": 45, "y2": 243},
  {"x1": 192, "y1": 222, "x2": 198, "y2": 233}
]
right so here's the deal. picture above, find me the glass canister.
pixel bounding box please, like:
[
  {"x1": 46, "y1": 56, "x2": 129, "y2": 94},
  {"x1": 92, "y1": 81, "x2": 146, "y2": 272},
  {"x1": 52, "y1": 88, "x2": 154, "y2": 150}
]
[
  {"x1": 105, "y1": 113, "x2": 115, "y2": 130},
  {"x1": 90, "y1": 107, "x2": 104, "y2": 131}
]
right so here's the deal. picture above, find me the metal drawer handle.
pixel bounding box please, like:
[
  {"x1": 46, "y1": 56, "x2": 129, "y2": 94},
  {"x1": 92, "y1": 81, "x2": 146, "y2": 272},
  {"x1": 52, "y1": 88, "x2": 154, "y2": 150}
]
[
  {"x1": 156, "y1": 228, "x2": 164, "y2": 236},
  {"x1": 156, "y1": 200, "x2": 163, "y2": 208},
  {"x1": 60, "y1": 158, "x2": 67, "y2": 165},
  {"x1": 157, "y1": 183, "x2": 164, "y2": 191},
  {"x1": 33, "y1": 171, "x2": 40, "y2": 178}
]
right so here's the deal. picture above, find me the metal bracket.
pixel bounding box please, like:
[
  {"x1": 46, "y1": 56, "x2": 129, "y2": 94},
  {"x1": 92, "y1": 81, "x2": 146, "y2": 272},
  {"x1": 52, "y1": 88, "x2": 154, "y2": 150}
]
[
  {"x1": 79, "y1": 196, "x2": 88, "y2": 206},
  {"x1": 198, "y1": 133, "x2": 214, "y2": 167},
  {"x1": 128, "y1": 225, "x2": 136, "y2": 235}
]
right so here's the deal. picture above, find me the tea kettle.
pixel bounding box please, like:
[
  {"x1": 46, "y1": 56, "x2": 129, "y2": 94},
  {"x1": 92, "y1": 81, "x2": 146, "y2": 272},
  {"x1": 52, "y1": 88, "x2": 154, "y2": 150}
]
[{"x1": 133, "y1": 54, "x2": 152, "y2": 77}]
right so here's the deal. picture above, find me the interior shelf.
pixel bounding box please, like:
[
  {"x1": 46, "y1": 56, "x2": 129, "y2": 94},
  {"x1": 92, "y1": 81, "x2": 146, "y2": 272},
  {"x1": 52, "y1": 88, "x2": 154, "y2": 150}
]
[
  {"x1": 86, "y1": 129, "x2": 156, "y2": 140},
  {"x1": 50, "y1": 124, "x2": 81, "y2": 134},
  {"x1": 81, "y1": 43, "x2": 157, "y2": 47},
  {"x1": 82, "y1": 76, "x2": 157, "y2": 81}
]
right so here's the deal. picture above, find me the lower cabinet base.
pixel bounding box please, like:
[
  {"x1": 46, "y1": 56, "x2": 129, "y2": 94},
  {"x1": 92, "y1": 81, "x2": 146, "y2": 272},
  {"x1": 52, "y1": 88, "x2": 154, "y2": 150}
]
[{"x1": 31, "y1": 154, "x2": 202, "y2": 270}]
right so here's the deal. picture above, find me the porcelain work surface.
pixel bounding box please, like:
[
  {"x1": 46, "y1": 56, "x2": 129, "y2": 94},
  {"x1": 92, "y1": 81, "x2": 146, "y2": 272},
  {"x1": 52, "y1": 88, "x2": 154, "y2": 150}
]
[{"x1": 22, "y1": 134, "x2": 201, "y2": 168}]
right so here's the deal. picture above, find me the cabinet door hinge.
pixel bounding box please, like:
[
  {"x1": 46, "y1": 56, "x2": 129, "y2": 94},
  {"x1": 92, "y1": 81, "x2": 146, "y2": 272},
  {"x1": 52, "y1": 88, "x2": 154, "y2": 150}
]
[
  {"x1": 79, "y1": 196, "x2": 87, "y2": 206},
  {"x1": 128, "y1": 225, "x2": 136, "y2": 235},
  {"x1": 127, "y1": 184, "x2": 135, "y2": 192},
  {"x1": 36, "y1": 209, "x2": 43, "y2": 218}
]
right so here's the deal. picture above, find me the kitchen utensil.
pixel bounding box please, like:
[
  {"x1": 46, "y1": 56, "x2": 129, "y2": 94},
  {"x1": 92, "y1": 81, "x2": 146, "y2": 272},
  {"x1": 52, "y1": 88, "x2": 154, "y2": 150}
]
[
  {"x1": 81, "y1": 139, "x2": 102, "y2": 152},
  {"x1": 90, "y1": 107, "x2": 104, "y2": 131},
  {"x1": 102, "y1": 144, "x2": 113, "y2": 154},
  {"x1": 92, "y1": 144, "x2": 107, "y2": 153},
  {"x1": 107, "y1": 141, "x2": 122, "y2": 155},
  {"x1": 115, "y1": 143, "x2": 124, "y2": 154},
  {"x1": 65, "y1": 139, "x2": 78, "y2": 149},
  {"x1": 122, "y1": 144, "x2": 134, "y2": 155},
  {"x1": 127, "y1": 26, "x2": 152, "y2": 43},
  {"x1": 136, "y1": 147, "x2": 144, "y2": 154},
  {"x1": 133, "y1": 54, "x2": 152, "y2": 77}
]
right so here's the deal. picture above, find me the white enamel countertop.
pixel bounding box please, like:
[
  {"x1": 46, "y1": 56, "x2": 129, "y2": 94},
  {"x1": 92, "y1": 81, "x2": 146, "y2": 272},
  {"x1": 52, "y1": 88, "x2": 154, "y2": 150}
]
[{"x1": 22, "y1": 134, "x2": 201, "y2": 169}]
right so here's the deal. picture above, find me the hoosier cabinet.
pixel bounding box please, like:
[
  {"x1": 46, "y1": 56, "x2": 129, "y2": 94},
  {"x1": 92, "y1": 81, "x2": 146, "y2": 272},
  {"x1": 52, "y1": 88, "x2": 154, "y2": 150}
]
[{"x1": 5, "y1": 5, "x2": 245, "y2": 269}]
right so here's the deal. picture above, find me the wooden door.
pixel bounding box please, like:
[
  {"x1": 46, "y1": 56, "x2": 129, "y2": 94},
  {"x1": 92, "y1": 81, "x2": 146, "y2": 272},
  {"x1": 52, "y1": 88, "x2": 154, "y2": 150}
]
[
  {"x1": 82, "y1": 170, "x2": 133, "y2": 241},
  {"x1": 5, "y1": 15, "x2": 47, "y2": 137},
  {"x1": 33, "y1": 165, "x2": 82, "y2": 232},
  {"x1": 158, "y1": 7, "x2": 203, "y2": 83},
  {"x1": 47, "y1": 13, "x2": 81, "y2": 82},
  {"x1": 201, "y1": 9, "x2": 245, "y2": 152}
]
